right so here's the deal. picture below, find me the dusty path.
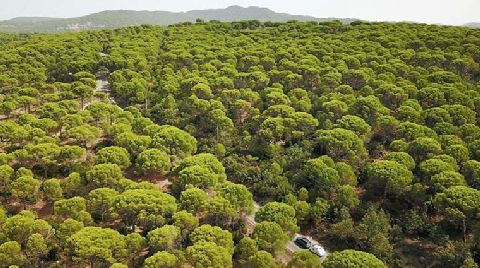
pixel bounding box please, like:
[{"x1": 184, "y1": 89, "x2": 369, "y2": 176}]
[
  {"x1": 243, "y1": 201, "x2": 328, "y2": 262},
  {"x1": 244, "y1": 202, "x2": 260, "y2": 234},
  {"x1": 0, "y1": 107, "x2": 22, "y2": 121},
  {"x1": 96, "y1": 76, "x2": 109, "y2": 93},
  {"x1": 84, "y1": 69, "x2": 113, "y2": 108}
]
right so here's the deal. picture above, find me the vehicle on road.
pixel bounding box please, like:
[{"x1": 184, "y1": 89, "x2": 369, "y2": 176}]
[
  {"x1": 294, "y1": 236, "x2": 311, "y2": 249},
  {"x1": 309, "y1": 244, "x2": 326, "y2": 257}
]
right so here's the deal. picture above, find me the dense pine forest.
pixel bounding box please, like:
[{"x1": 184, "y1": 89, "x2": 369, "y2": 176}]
[{"x1": 0, "y1": 20, "x2": 480, "y2": 268}]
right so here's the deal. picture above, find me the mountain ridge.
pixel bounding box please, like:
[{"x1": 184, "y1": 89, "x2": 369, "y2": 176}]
[
  {"x1": 465, "y1": 22, "x2": 480, "y2": 28},
  {"x1": 0, "y1": 6, "x2": 355, "y2": 33}
]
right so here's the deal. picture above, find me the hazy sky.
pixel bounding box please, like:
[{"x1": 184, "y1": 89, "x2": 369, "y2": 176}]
[{"x1": 1, "y1": 0, "x2": 479, "y2": 25}]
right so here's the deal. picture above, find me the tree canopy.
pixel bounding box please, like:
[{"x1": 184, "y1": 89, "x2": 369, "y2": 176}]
[{"x1": 0, "y1": 19, "x2": 479, "y2": 268}]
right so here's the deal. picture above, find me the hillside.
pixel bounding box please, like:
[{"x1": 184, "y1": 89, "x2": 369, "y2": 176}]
[
  {"x1": 466, "y1": 22, "x2": 480, "y2": 28},
  {"x1": 0, "y1": 6, "x2": 354, "y2": 33}
]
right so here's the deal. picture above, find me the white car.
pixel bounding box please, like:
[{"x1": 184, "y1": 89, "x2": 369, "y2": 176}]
[{"x1": 309, "y1": 244, "x2": 326, "y2": 257}]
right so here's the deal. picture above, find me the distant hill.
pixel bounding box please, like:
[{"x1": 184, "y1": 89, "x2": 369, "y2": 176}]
[
  {"x1": 0, "y1": 6, "x2": 355, "y2": 33},
  {"x1": 465, "y1": 22, "x2": 480, "y2": 28}
]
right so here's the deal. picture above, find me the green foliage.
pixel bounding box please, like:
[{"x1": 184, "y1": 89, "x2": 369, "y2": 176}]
[
  {"x1": 41, "y1": 178, "x2": 63, "y2": 202},
  {"x1": 335, "y1": 185, "x2": 360, "y2": 208},
  {"x1": 252, "y1": 221, "x2": 289, "y2": 254},
  {"x1": 114, "y1": 189, "x2": 177, "y2": 228},
  {"x1": 419, "y1": 159, "x2": 456, "y2": 179},
  {"x1": 11, "y1": 176, "x2": 41, "y2": 205},
  {"x1": 143, "y1": 251, "x2": 179, "y2": 268},
  {"x1": 430, "y1": 171, "x2": 466, "y2": 192},
  {"x1": 355, "y1": 208, "x2": 393, "y2": 259},
  {"x1": 62, "y1": 172, "x2": 86, "y2": 198},
  {"x1": 0, "y1": 165, "x2": 14, "y2": 193},
  {"x1": 87, "y1": 188, "x2": 119, "y2": 221},
  {"x1": 125, "y1": 232, "x2": 146, "y2": 264},
  {"x1": 185, "y1": 242, "x2": 232, "y2": 268},
  {"x1": 255, "y1": 202, "x2": 299, "y2": 235},
  {"x1": 2, "y1": 212, "x2": 37, "y2": 244},
  {"x1": 303, "y1": 157, "x2": 340, "y2": 197},
  {"x1": 176, "y1": 165, "x2": 218, "y2": 191},
  {"x1": 96, "y1": 146, "x2": 131, "y2": 169},
  {"x1": 67, "y1": 227, "x2": 127, "y2": 266},
  {"x1": 65, "y1": 124, "x2": 102, "y2": 147},
  {"x1": 110, "y1": 264, "x2": 128, "y2": 268},
  {"x1": 26, "y1": 233, "x2": 48, "y2": 265},
  {"x1": 288, "y1": 250, "x2": 321, "y2": 268},
  {"x1": 336, "y1": 115, "x2": 372, "y2": 138},
  {"x1": 0, "y1": 241, "x2": 25, "y2": 267},
  {"x1": 322, "y1": 249, "x2": 388, "y2": 268},
  {"x1": 365, "y1": 160, "x2": 413, "y2": 197},
  {"x1": 86, "y1": 164, "x2": 124, "y2": 188},
  {"x1": 315, "y1": 128, "x2": 367, "y2": 165},
  {"x1": 434, "y1": 186, "x2": 480, "y2": 219},
  {"x1": 190, "y1": 225, "x2": 234, "y2": 254},
  {"x1": 174, "y1": 153, "x2": 226, "y2": 183},
  {"x1": 172, "y1": 210, "x2": 199, "y2": 238},
  {"x1": 383, "y1": 152, "x2": 416, "y2": 170},
  {"x1": 235, "y1": 237, "x2": 258, "y2": 266},
  {"x1": 147, "y1": 225, "x2": 181, "y2": 252},
  {"x1": 54, "y1": 196, "x2": 89, "y2": 221},
  {"x1": 57, "y1": 218, "x2": 84, "y2": 245},
  {"x1": 135, "y1": 149, "x2": 171, "y2": 174},
  {"x1": 179, "y1": 187, "x2": 208, "y2": 213},
  {"x1": 151, "y1": 125, "x2": 197, "y2": 161},
  {"x1": 248, "y1": 250, "x2": 280, "y2": 268},
  {"x1": 218, "y1": 182, "x2": 254, "y2": 214},
  {"x1": 115, "y1": 132, "x2": 152, "y2": 157},
  {"x1": 409, "y1": 137, "x2": 442, "y2": 162},
  {"x1": 462, "y1": 160, "x2": 480, "y2": 188}
]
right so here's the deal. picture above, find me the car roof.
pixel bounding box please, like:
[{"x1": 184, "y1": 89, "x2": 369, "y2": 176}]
[{"x1": 312, "y1": 245, "x2": 326, "y2": 252}]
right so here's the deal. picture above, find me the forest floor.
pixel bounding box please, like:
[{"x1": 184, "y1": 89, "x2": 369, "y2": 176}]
[{"x1": 0, "y1": 107, "x2": 23, "y2": 121}]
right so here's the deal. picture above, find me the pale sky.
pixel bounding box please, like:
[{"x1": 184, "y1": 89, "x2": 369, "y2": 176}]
[{"x1": 0, "y1": 0, "x2": 479, "y2": 25}]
